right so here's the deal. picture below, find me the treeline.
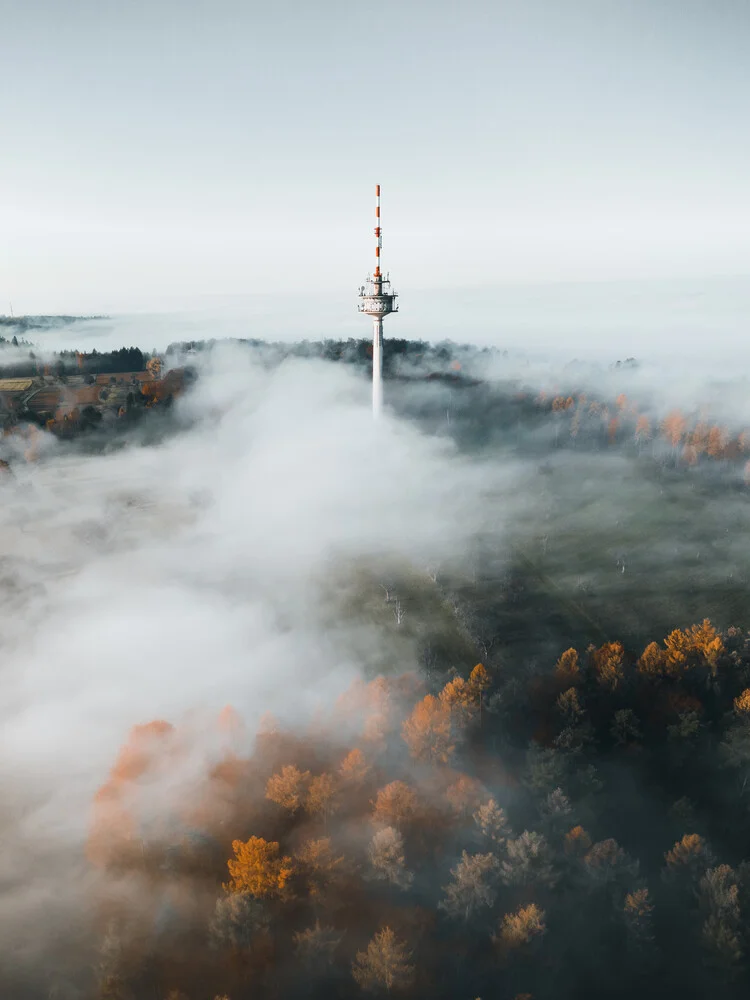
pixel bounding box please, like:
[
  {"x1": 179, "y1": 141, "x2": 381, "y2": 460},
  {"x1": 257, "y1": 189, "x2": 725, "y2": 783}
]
[
  {"x1": 0, "y1": 334, "x2": 33, "y2": 348},
  {"x1": 0, "y1": 346, "x2": 148, "y2": 379},
  {"x1": 163, "y1": 336, "x2": 500, "y2": 378},
  {"x1": 80, "y1": 619, "x2": 750, "y2": 1000},
  {"x1": 0, "y1": 314, "x2": 107, "y2": 332},
  {"x1": 532, "y1": 388, "x2": 750, "y2": 472}
]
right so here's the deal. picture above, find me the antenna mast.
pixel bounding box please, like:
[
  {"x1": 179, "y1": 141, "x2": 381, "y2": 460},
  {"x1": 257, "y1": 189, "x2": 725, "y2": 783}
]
[
  {"x1": 358, "y1": 184, "x2": 398, "y2": 418},
  {"x1": 374, "y1": 184, "x2": 381, "y2": 279}
]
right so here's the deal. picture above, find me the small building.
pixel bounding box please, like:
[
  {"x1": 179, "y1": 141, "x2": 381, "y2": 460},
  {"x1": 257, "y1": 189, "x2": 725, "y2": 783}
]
[{"x1": 0, "y1": 378, "x2": 35, "y2": 416}]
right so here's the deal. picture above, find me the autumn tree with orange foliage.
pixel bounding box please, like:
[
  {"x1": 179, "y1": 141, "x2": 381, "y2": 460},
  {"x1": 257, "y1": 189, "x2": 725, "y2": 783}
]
[
  {"x1": 402, "y1": 665, "x2": 490, "y2": 764},
  {"x1": 401, "y1": 694, "x2": 454, "y2": 764},
  {"x1": 266, "y1": 765, "x2": 311, "y2": 813},
  {"x1": 623, "y1": 888, "x2": 654, "y2": 953},
  {"x1": 590, "y1": 641, "x2": 625, "y2": 691},
  {"x1": 664, "y1": 620, "x2": 724, "y2": 675},
  {"x1": 494, "y1": 903, "x2": 546, "y2": 958},
  {"x1": 440, "y1": 663, "x2": 491, "y2": 726},
  {"x1": 663, "y1": 833, "x2": 715, "y2": 882},
  {"x1": 225, "y1": 837, "x2": 293, "y2": 898},
  {"x1": 662, "y1": 410, "x2": 687, "y2": 450},
  {"x1": 372, "y1": 781, "x2": 419, "y2": 829},
  {"x1": 338, "y1": 748, "x2": 370, "y2": 787},
  {"x1": 294, "y1": 838, "x2": 345, "y2": 902},
  {"x1": 439, "y1": 676, "x2": 475, "y2": 723},
  {"x1": 634, "y1": 414, "x2": 651, "y2": 445},
  {"x1": 80, "y1": 606, "x2": 750, "y2": 1000},
  {"x1": 557, "y1": 687, "x2": 584, "y2": 723},
  {"x1": 707, "y1": 425, "x2": 728, "y2": 459},
  {"x1": 555, "y1": 648, "x2": 580, "y2": 684},
  {"x1": 635, "y1": 620, "x2": 724, "y2": 679},
  {"x1": 306, "y1": 773, "x2": 339, "y2": 828},
  {"x1": 637, "y1": 641, "x2": 667, "y2": 677},
  {"x1": 445, "y1": 775, "x2": 485, "y2": 819},
  {"x1": 88, "y1": 719, "x2": 177, "y2": 869},
  {"x1": 468, "y1": 662, "x2": 491, "y2": 718},
  {"x1": 564, "y1": 825, "x2": 593, "y2": 856}
]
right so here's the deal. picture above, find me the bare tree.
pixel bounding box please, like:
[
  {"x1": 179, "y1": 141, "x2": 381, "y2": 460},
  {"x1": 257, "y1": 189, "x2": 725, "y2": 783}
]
[
  {"x1": 501, "y1": 832, "x2": 556, "y2": 888},
  {"x1": 473, "y1": 798, "x2": 511, "y2": 847},
  {"x1": 700, "y1": 865, "x2": 744, "y2": 977},
  {"x1": 293, "y1": 920, "x2": 343, "y2": 973},
  {"x1": 439, "y1": 850, "x2": 499, "y2": 922},
  {"x1": 540, "y1": 787, "x2": 572, "y2": 822},
  {"x1": 368, "y1": 827, "x2": 413, "y2": 890},
  {"x1": 209, "y1": 892, "x2": 269, "y2": 952},
  {"x1": 583, "y1": 838, "x2": 639, "y2": 888},
  {"x1": 721, "y1": 714, "x2": 750, "y2": 796},
  {"x1": 392, "y1": 599, "x2": 406, "y2": 627},
  {"x1": 611, "y1": 709, "x2": 642, "y2": 747},
  {"x1": 294, "y1": 837, "x2": 345, "y2": 903}
]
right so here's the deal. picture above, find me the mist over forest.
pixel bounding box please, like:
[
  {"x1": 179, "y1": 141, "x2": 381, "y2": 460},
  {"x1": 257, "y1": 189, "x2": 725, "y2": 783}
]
[{"x1": 3, "y1": 321, "x2": 750, "y2": 1000}]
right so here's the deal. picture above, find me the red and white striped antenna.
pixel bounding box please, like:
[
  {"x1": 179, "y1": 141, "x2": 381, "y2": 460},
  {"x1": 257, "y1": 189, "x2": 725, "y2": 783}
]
[
  {"x1": 374, "y1": 183, "x2": 382, "y2": 278},
  {"x1": 357, "y1": 183, "x2": 399, "y2": 419}
]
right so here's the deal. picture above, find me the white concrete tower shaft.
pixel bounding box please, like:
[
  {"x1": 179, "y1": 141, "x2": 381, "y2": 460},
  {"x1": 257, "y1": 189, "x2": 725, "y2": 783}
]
[
  {"x1": 357, "y1": 184, "x2": 398, "y2": 418},
  {"x1": 372, "y1": 184, "x2": 383, "y2": 416},
  {"x1": 373, "y1": 316, "x2": 383, "y2": 415}
]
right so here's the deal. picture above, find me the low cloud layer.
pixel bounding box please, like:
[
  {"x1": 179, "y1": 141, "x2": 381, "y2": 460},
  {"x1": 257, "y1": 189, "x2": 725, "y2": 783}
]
[
  {"x1": 0, "y1": 342, "x2": 521, "y2": 990},
  {"x1": 4, "y1": 318, "x2": 750, "y2": 993}
]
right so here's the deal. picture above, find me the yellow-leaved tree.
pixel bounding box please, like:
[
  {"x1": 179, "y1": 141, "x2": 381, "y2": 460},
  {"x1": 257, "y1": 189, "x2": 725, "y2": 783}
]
[
  {"x1": 591, "y1": 642, "x2": 625, "y2": 691},
  {"x1": 638, "y1": 621, "x2": 724, "y2": 679},
  {"x1": 555, "y1": 648, "x2": 580, "y2": 684},
  {"x1": 637, "y1": 642, "x2": 666, "y2": 678},
  {"x1": 664, "y1": 620, "x2": 724, "y2": 676}
]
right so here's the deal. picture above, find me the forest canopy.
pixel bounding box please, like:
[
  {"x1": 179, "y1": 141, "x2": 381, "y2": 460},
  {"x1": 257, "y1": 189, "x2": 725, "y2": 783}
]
[{"x1": 80, "y1": 617, "x2": 750, "y2": 1000}]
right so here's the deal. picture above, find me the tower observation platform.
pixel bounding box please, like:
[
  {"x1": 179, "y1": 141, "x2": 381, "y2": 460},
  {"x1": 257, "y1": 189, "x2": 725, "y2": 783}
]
[{"x1": 358, "y1": 184, "x2": 398, "y2": 418}]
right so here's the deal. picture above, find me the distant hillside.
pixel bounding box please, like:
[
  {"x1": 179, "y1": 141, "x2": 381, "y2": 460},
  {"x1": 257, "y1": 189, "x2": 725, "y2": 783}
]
[{"x1": 0, "y1": 314, "x2": 107, "y2": 334}]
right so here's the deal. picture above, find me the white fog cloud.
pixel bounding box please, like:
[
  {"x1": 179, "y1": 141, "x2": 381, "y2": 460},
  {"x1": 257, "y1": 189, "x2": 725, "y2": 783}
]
[{"x1": 0, "y1": 342, "x2": 523, "y2": 987}]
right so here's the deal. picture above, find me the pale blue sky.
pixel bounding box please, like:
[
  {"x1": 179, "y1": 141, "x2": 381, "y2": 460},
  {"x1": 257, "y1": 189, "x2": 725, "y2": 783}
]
[{"x1": 1, "y1": 0, "x2": 748, "y2": 328}]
